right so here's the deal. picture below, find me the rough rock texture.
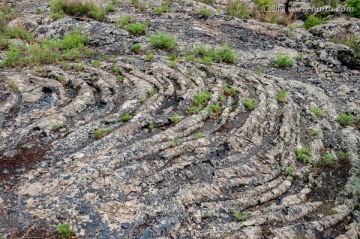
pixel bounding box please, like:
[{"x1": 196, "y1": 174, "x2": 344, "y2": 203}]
[{"x1": 0, "y1": 0, "x2": 359, "y2": 238}]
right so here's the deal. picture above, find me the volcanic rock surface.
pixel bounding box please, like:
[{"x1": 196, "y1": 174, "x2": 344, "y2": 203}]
[{"x1": 0, "y1": 0, "x2": 360, "y2": 238}]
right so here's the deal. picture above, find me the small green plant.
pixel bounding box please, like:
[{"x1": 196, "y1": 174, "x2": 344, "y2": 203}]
[
  {"x1": 346, "y1": 0, "x2": 360, "y2": 18},
  {"x1": 285, "y1": 166, "x2": 294, "y2": 176},
  {"x1": 139, "y1": 96, "x2": 146, "y2": 103},
  {"x1": 233, "y1": 210, "x2": 249, "y2": 221},
  {"x1": 21, "y1": 144, "x2": 29, "y2": 150},
  {"x1": 138, "y1": 3, "x2": 147, "y2": 12},
  {"x1": 57, "y1": 224, "x2": 75, "y2": 239},
  {"x1": 170, "y1": 137, "x2": 179, "y2": 147},
  {"x1": 150, "y1": 32, "x2": 177, "y2": 50},
  {"x1": 199, "y1": 8, "x2": 212, "y2": 18},
  {"x1": 193, "y1": 132, "x2": 205, "y2": 139},
  {"x1": 126, "y1": 23, "x2": 147, "y2": 35},
  {"x1": 222, "y1": 84, "x2": 236, "y2": 96},
  {"x1": 131, "y1": 44, "x2": 142, "y2": 53},
  {"x1": 297, "y1": 52, "x2": 305, "y2": 61},
  {"x1": 255, "y1": 0, "x2": 275, "y2": 10},
  {"x1": 3, "y1": 32, "x2": 91, "y2": 68},
  {"x1": 169, "y1": 53, "x2": 178, "y2": 61},
  {"x1": 255, "y1": 67, "x2": 263, "y2": 75},
  {"x1": 106, "y1": 3, "x2": 116, "y2": 12},
  {"x1": 94, "y1": 128, "x2": 113, "y2": 139},
  {"x1": 226, "y1": 0, "x2": 249, "y2": 18},
  {"x1": 337, "y1": 150, "x2": 349, "y2": 160},
  {"x1": 7, "y1": 80, "x2": 17, "y2": 91},
  {"x1": 113, "y1": 66, "x2": 120, "y2": 73},
  {"x1": 244, "y1": 98, "x2": 258, "y2": 110},
  {"x1": 308, "y1": 128, "x2": 320, "y2": 137},
  {"x1": 202, "y1": 56, "x2": 213, "y2": 65},
  {"x1": 117, "y1": 75, "x2": 124, "y2": 81},
  {"x1": 188, "y1": 91, "x2": 212, "y2": 114},
  {"x1": 167, "y1": 61, "x2": 176, "y2": 68},
  {"x1": 310, "y1": 106, "x2": 325, "y2": 117},
  {"x1": 191, "y1": 44, "x2": 237, "y2": 64},
  {"x1": 50, "y1": 0, "x2": 106, "y2": 21},
  {"x1": 304, "y1": 15, "x2": 324, "y2": 29},
  {"x1": 194, "y1": 91, "x2": 212, "y2": 105},
  {"x1": 321, "y1": 152, "x2": 336, "y2": 164},
  {"x1": 276, "y1": 89, "x2": 287, "y2": 103},
  {"x1": 117, "y1": 15, "x2": 132, "y2": 27},
  {"x1": 75, "y1": 64, "x2": 85, "y2": 71},
  {"x1": 2, "y1": 26, "x2": 34, "y2": 43},
  {"x1": 155, "y1": 5, "x2": 168, "y2": 15},
  {"x1": 148, "y1": 121, "x2": 154, "y2": 129},
  {"x1": 297, "y1": 147, "x2": 311, "y2": 163},
  {"x1": 208, "y1": 103, "x2": 221, "y2": 116},
  {"x1": 336, "y1": 113, "x2": 354, "y2": 126},
  {"x1": 119, "y1": 113, "x2": 131, "y2": 122},
  {"x1": 147, "y1": 90, "x2": 155, "y2": 97},
  {"x1": 171, "y1": 114, "x2": 181, "y2": 124},
  {"x1": 146, "y1": 51, "x2": 154, "y2": 62},
  {"x1": 51, "y1": 121, "x2": 65, "y2": 131},
  {"x1": 91, "y1": 60, "x2": 100, "y2": 68},
  {"x1": 131, "y1": 0, "x2": 138, "y2": 5},
  {"x1": 273, "y1": 54, "x2": 294, "y2": 68}
]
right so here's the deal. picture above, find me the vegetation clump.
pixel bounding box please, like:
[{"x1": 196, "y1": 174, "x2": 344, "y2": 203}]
[
  {"x1": 131, "y1": 43, "x2": 142, "y2": 53},
  {"x1": 193, "y1": 132, "x2": 205, "y2": 139},
  {"x1": 336, "y1": 113, "x2": 355, "y2": 126},
  {"x1": 199, "y1": 8, "x2": 212, "y2": 18},
  {"x1": 321, "y1": 152, "x2": 337, "y2": 164},
  {"x1": 346, "y1": 0, "x2": 360, "y2": 18},
  {"x1": 233, "y1": 210, "x2": 249, "y2": 221},
  {"x1": 51, "y1": 122, "x2": 65, "y2": 131},
  {"x1": 222, "y1": 83, "x2": 237, "y2": 96},
  {"x1": 189, "y1": 44, "x2": 238, "y2": 64},
  {"x1": 126, "y1": 23, "x2": 147, "y2": 35},
  {"x1": 188, "y1": 91, "x2": 212, "y2": 114},
  {"x1": 94, "y1": 128, "x2": 113, "y2": 139},
  {"x1": 310, "y1": 106, "x2": 325, "y2": 117},
  {"x1": 50, "y1": 0, "x2": 106, "y2": 21},
  {"x1": 244, "y1": 98, "x2": 258, "y2": 110},
  {"x1": 171, "y1": 114, "x2": 181, "y2": 124},
  {"x1": 119, "y1": 113, "x2": 131, "y2": 122},
  {"x1": 3, "y1": 32, "x2": 91, "y2": 68},
  {"x1": 150, "y1": 32, "x2": 177, "y2": 50},
  {"x1": 208, "y1": 103, "x2": 222, "y2": 117},
  {"x1": 297, "y1": 147, "x2": 311, "y2": 163},
  {"x1": 285, "y1": 166, "x2": 294, "y2": 176},
  {"x1": 304, "y1": 15, "x2": 324, "y2": 29},
  {"x1": 273, "y1": 54, "x2": 294, "y2": 68},
  {"x1": 276, "y1": 89, "x2": 288, "y2": 103},
  {"x1": 226, "y1": 0, "x2": 249, "y2": 18},
  {"x1": 57, "y1": 224, "x2": 75, "y2": 239},
  {"x1": 308, "y1": 128, "x2": 320, "y2": 137}
]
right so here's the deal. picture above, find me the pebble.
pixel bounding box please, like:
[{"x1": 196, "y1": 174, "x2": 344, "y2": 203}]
[
  {"x1": 2, "y1": 169, "x2": 9, "y2": 175},
  {"x1": 3, "y1": 149, "x2": 17, "y2": 157}
]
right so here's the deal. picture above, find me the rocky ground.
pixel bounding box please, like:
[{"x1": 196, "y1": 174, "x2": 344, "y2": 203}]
[{"x1": 0, "y1": 0, "x2": 360, "y2": 238}]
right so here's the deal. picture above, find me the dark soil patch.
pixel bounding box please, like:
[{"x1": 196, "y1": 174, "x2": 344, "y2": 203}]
[{"x1": 0, "y1": 142, "x2": 46, "y2": 183}]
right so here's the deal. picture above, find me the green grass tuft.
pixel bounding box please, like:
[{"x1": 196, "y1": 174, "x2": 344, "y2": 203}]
[
  {"x1": 50, "y1": 0, "x2": 106, "y2": 21},
  {"x1": 273, "y1": 54, "x2": 294, "y2": 68},
  {"x1": 310, "y1": 106, "x2": 325, "y2": 117},
  {"x1": 276, "y1": 89, "x2": 287, "y2": 103},
  {"x1": 233, "y1": 210, "x2": 249, "y2": 221},
  {"x1": 119, "y1": 113, "x2": 131, "y2": 122},
  {"x1": 336, "y1": 113, "x2": 355, "y2": 126},
  {"x1": 244, "y1": 98, "x2": 258, "y2": 110},
  {"x1": 297, "y1": 147, "x2": 311, "y2": 163},
  {"x1": 149, "y1": 32, "x2": 177, "y2": 50}
]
